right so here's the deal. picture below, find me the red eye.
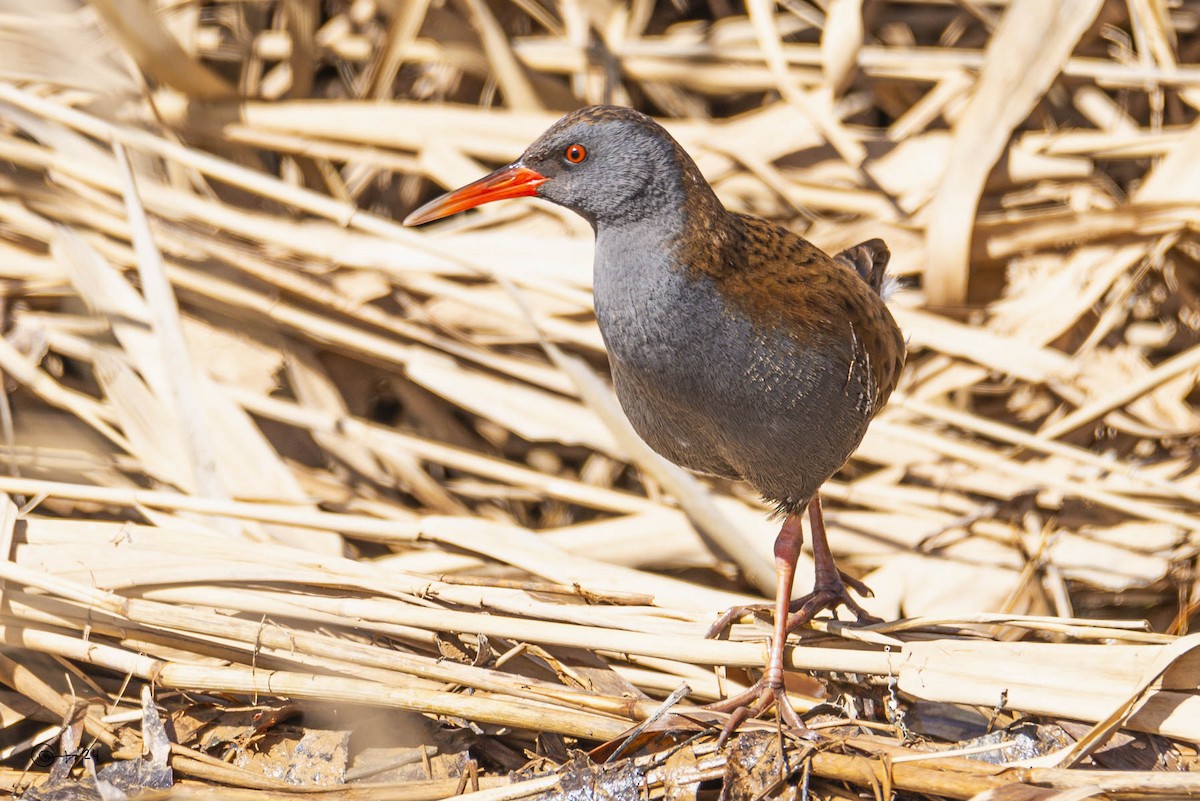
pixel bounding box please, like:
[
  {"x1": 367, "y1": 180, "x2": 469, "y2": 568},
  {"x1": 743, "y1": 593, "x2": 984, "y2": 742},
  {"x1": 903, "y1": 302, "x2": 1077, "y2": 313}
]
[{"x1": 564, "y1": 143, "x2": 587, "y2": 164}]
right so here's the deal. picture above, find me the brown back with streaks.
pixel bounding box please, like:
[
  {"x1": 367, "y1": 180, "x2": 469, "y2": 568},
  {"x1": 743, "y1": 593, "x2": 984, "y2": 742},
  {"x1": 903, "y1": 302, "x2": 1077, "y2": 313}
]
[{"x1": 677, "y1": 211, "x2": 906, "y2": 415}]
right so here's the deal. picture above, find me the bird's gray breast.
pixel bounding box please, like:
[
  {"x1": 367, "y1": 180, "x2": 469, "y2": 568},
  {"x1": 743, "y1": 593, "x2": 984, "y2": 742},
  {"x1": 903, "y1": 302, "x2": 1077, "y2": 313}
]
[{"x1": 592, "y1": 224, "x2": 875, "y2": 505}]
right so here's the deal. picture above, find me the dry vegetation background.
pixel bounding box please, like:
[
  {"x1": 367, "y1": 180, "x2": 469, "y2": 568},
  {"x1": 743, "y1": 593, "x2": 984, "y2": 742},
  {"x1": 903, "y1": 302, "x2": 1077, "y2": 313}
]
[{"x1": 0, "y1": 0, "x2": 1199, "y2": 798}]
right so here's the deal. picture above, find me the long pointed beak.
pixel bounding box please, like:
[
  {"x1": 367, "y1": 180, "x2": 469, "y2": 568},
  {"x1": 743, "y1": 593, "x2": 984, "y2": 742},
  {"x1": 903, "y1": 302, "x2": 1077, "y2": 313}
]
[{"x1": 403, "y1": 164, "x2": 548, "y2": 226}]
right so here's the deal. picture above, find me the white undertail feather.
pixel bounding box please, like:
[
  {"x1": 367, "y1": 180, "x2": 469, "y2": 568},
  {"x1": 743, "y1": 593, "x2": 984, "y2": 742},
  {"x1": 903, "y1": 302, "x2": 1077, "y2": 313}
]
[{"x1": 879, "y1": 274, "x2": 901, "y2": 302}]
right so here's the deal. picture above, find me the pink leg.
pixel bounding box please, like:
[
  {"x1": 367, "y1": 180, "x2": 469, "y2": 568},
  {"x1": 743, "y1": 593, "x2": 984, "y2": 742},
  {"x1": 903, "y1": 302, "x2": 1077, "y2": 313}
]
[
  {"x1": 708, "y1": 511, "x2": 806, "y2": 743},
  {"x1": 784, "y1": 496, "x2": 880, "y2": 628},
  {"x1": 706, "y1": 495, "x2": 879, "y2": 743}
]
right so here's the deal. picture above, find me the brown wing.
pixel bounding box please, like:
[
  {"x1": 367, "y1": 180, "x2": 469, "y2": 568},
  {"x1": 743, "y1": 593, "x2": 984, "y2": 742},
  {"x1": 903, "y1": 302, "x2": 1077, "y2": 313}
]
[
  {"x1": 682, "y1": 214, "x2": 905, "y2": 413},
  {"x1": 834, "y1": 238, "x2": 890, "y2": 295}
]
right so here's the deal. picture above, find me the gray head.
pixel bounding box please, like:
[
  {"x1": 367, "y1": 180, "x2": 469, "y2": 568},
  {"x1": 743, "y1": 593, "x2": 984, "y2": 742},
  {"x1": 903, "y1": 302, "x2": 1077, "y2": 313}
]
[{"x1": 404, "y1": 106, "x2": 714, "y2": 230}]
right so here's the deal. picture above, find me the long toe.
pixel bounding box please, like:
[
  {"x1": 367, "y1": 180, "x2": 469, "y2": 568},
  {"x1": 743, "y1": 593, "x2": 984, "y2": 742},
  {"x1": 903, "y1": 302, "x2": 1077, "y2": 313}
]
[
  {"x1": 715, "y1": 689, "x2": 768, "y2": 747},
  {"x1": 705, "y1": 603, "x2": 772, "y2": 640},
  {"x1": 836, "y1": 569, "x2": 876, "y2": 599},
  {"x1": 787, "y1": 580, "x2": 881, "y2": 630},
  {"x1": 708, "y1": 681, "x2": 806, "y2": 747}
]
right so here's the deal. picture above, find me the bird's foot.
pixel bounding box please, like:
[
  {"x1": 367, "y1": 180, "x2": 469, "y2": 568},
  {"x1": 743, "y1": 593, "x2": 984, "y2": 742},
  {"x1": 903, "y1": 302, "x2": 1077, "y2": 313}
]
[
  {"x1": 707, "y1": 677, "x2": 806, "y2": 747},
  {"x1": 704, "y1": 569, "x2": 877, "y2": 642},
  {"x1": 788, "y1": 569, "x2": 881, "y2": 626},
  {"x1": 702, "y1": 572, "x2": 878, "y2": 745}
]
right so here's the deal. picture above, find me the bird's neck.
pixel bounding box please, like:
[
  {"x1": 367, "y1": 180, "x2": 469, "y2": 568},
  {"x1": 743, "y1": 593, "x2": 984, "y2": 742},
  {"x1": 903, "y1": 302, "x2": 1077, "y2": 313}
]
[
  {"x1": 664, "y1": 147, "x2": 739, "y2": 278},
  {"x1": 593, "y1": 151, "x2": 735, "y2": 277},
  {"x1": 667, "y1": 180, "x2": 741, "y2": 283}
]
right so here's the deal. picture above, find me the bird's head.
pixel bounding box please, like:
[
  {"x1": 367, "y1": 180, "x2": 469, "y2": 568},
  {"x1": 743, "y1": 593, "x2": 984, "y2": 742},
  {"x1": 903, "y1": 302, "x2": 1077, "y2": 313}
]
[{"x1": 403, "y1": 106, "x2": 691, "y2": 229}]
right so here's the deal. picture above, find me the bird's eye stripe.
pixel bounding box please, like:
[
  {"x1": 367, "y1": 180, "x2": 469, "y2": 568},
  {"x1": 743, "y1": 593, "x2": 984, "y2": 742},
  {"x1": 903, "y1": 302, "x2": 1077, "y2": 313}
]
[{"x1": 565, "y1": 144, "x2": 587, "y2": 163}]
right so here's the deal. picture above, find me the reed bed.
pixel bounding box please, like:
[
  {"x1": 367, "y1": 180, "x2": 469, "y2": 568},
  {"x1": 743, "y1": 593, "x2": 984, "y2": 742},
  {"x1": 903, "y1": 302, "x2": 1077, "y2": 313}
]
[{"x1": 0, "y1": 0, "x2": 1198, "y2": 798}]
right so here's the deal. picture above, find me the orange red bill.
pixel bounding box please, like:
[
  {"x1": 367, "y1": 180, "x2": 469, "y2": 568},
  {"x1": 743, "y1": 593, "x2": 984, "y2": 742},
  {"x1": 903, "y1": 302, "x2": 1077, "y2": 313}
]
[{"x1": 403, "y1": 165, "x2": 548, "y2": 226}]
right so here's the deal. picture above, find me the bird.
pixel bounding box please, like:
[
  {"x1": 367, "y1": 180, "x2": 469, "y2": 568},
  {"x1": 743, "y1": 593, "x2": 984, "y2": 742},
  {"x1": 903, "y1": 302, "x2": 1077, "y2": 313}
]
[{"x1": 404, "y1": 105, "x2": 905, "y2": 739}]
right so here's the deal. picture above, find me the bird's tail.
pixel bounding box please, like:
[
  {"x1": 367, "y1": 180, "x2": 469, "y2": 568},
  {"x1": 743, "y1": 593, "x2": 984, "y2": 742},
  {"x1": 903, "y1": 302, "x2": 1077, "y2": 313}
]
[{"x1": 834, "y1": 238, "x2": 897, "y2": 299}]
